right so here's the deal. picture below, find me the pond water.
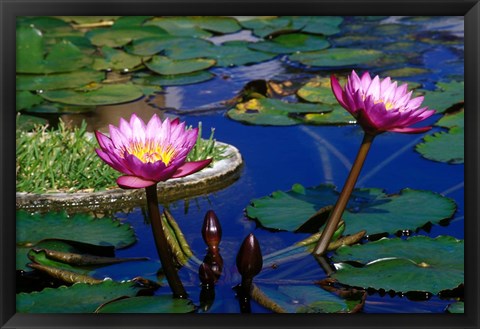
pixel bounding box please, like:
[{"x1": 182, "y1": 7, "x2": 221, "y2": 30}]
[{"x1": 16, "y1": 16, "x2": 464, "y2": 314}]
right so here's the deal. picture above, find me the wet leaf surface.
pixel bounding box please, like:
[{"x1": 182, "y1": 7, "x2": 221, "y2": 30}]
[
  {"x1": 92, "y1": 47, "x2": 144, "y2": 71},
  {"x1": 16, "y1": 70, "x2": 105, "y2": 91},
  {"x1": 86, "y1": 26, "x2": 168, "y2": 47},
  {"x1": 249, "y1": 33, "x2": 330, "y2": 54},
  {"x1": 16, "y1": 280, "x2": 148, "y2": 313},
  {"x1": 446, "y1": 301, "x2": 464, "y2": 313},
  {"x1": 145, "y1": 56, "x2": 216, "y2": 75},
  {"x1": 289, "y1": 48, "x2": 383, "y2": 68},
  {"x1": 416, "y1": 81, "x2": 464, "y2": 113},
  {"x1": 133, "y1": 70, "x2": 214, "y2": 87},
  {"x1": 40, "y1": 84, "x2": 144, "y2": 105},
  {"x1": 16, "y1": 91, "x2": 44, "y2": 111},
  {"x1": 145, "y1": 16, "x2": 241, "y2": 38},
  {"x1": 96, "y1": 295, "x2": 196, "y2": 313},
  {"x1": 246, "y1": 184, "x2": 456, "y2": 235},
  {"x1": 416, "y1": 109, "x2": 464, "y2": 164},
  {"x1": 331, "y1": 236, "x2": 464, "y2": 294}
]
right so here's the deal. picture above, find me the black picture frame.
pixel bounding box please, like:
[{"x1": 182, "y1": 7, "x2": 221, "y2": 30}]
[{"x1": 2, "y1": 1, "x2": 479, "y2": 328}]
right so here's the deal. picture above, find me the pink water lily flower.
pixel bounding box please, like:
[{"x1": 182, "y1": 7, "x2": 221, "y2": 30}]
[
  {"x1": 331, "y1": 70, "x2": 436, "y2": 135},
  {"x1": 95, "y1": 113, "x2": 212, "y2": 189}
]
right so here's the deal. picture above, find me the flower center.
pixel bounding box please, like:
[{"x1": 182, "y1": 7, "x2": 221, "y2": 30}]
[
  {"x1": 126, "y1": 139, "x2": 176, "y2": 165},
  {"x1": 374, "y1": 99, "x2": 395, "y2": 110}
]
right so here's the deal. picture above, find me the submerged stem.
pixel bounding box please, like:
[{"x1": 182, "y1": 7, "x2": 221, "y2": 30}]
[
  {"x1": 145, "y1": 184, "x2": 187, "y2": 298},
  {"x1": 313, "y1": 133, "x2": 375, "y2": 256}
]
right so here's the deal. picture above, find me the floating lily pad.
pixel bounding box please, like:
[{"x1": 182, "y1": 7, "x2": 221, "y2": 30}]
[
  {"x1": 246, "y1": 184, "x2": 456, "y2": 235},
  {"x1": 255, "y1": 284, "x2": 363, "y2": 313},
  {"x1": 126, "y1": 36, "x2": 214, "y2": 56},
  {"x1": 19, "y1": 16, "x2": 72, "y2": 32},
  {"x1": 86, "y1": 26, "x2": 168, "y2": 47},
  {"x1": 17, "y1": 211, "x2": 136, "y2": 249},
  {"x1": 92, "y1": 46, "x2": 144, "y2": 72},
  {"x1": 25, "y1": 103, "x2": 96, "y2": 114},
  {"x1": 16, "y1": 114, "x2": 48, "y2": 131},
  {"x1": 227, "y1": 98, "x2": 332, "y2": 126},
  {"x1": 249, "y1": 33, "x2": 330, "y2": 54},
  {"x1": 16, "y1": 91, "x2": 44, "y2": 111},
  {"x1": 145, "y1": 56, "x2": 216, "y2": 75},
  {"x1": 56, "y1": 16, "x2": 120, "y2": 25},
  {"x1": 332, "y1": 236, "x2": 464, "y2": 294},
  {"x1": 446, "y1": 301, "x2": 464, "y2": 313},
  {"x1": 40, "y1": 84, "x2": 144, "y2": 106},
  {"x1": 240, "y1": 16, "x2": 343, "y2": 38},
  {"x1": 17, "y1": 211, "x2": 136, "y2": 271},
  {"x1": 416, "y1": 109, "x2": 464, "y2": 164},
  {"x1": 289, "y1": 48, "x2": 383, "y2": 68},
  {"x1": 145, "y1": 16, "x2": 241, "y2": 38},
  {"x1": 96, "y1": 295, "x2": 196, "y2": 313},
  {"x1": 16, "y1": 70, "x2": 105, "y2": 91},
  {"x1": 296, "y1": 76, "x2": 345, "y2": 105},
  {"x1": 16, "y1": 280, "x2": 145, "y2": 313},
  {"x1": 417, "y1": 81, "x2": 464, "y2": 113},
  {"x1": 133, "y1": 70, "x2": 214, "y2": 87},
  {"x1": 167, "y1": 41, "x2": 276, "y2": 67},
  {"x1": 382, "y1": 67, "x2": 430, "y2": 78},
  {"x1": 111, "y1": 16, "x2": 153, "y2": 28},
  {"x1": 17, "y1": 26, "x2": 92, "y2": 74}
]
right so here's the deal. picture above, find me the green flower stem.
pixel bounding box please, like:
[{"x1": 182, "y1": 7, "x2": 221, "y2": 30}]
[
  {"x1": 313, "y1": 133, "x2": 375, "y2": 256},
  {"x1": 145, "y1": 184, "x2": 187, "y2": 299}
]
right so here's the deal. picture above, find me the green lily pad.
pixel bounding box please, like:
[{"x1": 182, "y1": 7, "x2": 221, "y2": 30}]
[
  {"x1": 226, "y1": 98, "x2": 332, "y2": 126},
  {"x1": 240, "y1": 16, "x2": 342, "y2": 38},
  {"x1": 382, "y1": 67, "x2": 430, "y2": 78},
  {"x1": 416, "y1": 81, "x2": 464, "y2": 113},
  {"x1": 92, "y1": 46, "x2": 144, "y2": 71},
  {"x1": 25, "y1": 103, "x2": 95, "y2": 114},
  {"x1": 40, "y1": 84, "x2": 144, "y2": 106},
  {"x1": 255, "y1": 284, "x2": 363, "y2": 313},
  {"x1": 56, "y1": 16, "x2": 120, "y2": 25},
  {"x1": 16, "y1": 280, "x2": 145, "y2": 313},
  {"x1": 16, "y1": 91, "x2": 44, "y2": 111},
  {"x1": 296, "y1": 76, "x2": 345, "y2": 105},
  {"x1": 297, "y1": 106, "x2": 356, "y2": 125},
  {"x1": 133, "y1": 70, "x2": 214, "y2": 87},
  {"x1": 126, "y1": 36, "x2": 214, "y2": 56},
  {"x1": 16, "y1": 114, "x2": 48, "y2": 131},
  {"x1": 249, "y1": 33, "x2": 330, "y2": 54},
  {"x1": 19, "y1": 16, "x2": 72, "y2": 32},
  {"x1": 145, "y1": 16, "x2": 241, "y2": 38},
  {"x1": 16, "y1": 70, "x2": 105, "y2": 91},
  {"x1": 16, "y1": 211, "x2": 136, "y2": 271},
  {"x1": 167, "y1": 40, "x2": 276, "y2": 67},
  {"x1": 246, "y1": 184, "x2": 456, "y2": 235},
  {"x1": 111, "y1": 16, "x2": 153, "y2": 28},
  {"x1": 416, "y1": 109, "x2": 464, "y2": 164},
  {"x1": 331, "y1": 236, "x2": 464, "y2": 294},
  {"x1": 289, "y1": 48, "x2": 383, "y2": 68},
  {"x1": 86, "y1": 26, "x2": 168, "y2": 47},
  {"x1": 446, "y1": 301, "x2": 464, "y2": 313},
  {"x1": 96, "y1": 295, "x2": 196, "y2": 313},
  {"x1": 17, "y1": 211, "x2": 136, "y2": 249},
  {"x1": 145, "y1": 56, "x2": 215, "y2": 75},
  {"x1": 17, "y1": 26, "x2": 92, "y2": 74}
]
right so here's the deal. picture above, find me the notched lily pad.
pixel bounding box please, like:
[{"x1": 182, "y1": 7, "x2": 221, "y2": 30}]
[
  {"x1": 446, "y1": 301, "x2": 464, "y2": 313},
  {"x1": 16, "y1": 70, "x2": 105, "y2": 91},
  {"x1": 40, "y1": 84, "x2": 144, "y2": 106},
  {"x1": 249, "y1": 33, "x2": 330, "y2": 54},
  {"x1": 332, "y1": 236, "x2": 464, "y2": 294},
  {"x1": 416, "y1": 109, "x2": 464, "y2": 164},
  {"x1": 246, "y1": 184, "x2": 456, "y2": 235},
  {"x1": 86, "y1": 26, "x2": 168, "y2": 47},
  {"x1": 145, "y1": 56, "x2": 216, "y2": 75},
  {"x1": 416, "y1": 81, "x2": 464, "y2": 113},
  {"x1": 96, "y1": 295, "x2": 196, "y2": 313},
  {"x1": 289, "y1": 48, "x2": 383, "y2": 68},
  {"x1": 133, "y1": 70, "x2": 214, "y2": 87},
  {"x1": 92, "y1": 46, "x2": 144, "y2": 72},
  {"x1": 16, "y1": 280, "x2": 150, "y2": 313},
  {"x1": 254, "y1": 284, "x2": 364, "y2": 313},
  {"x1": 17, "y1": 26, "x2": 92, "y2": 74},
  {"x1": 145, "y1": 16, "x2": 241, "y2": 38},
  {"x1": 16, "y1": 91, "x2": 44, "y2": 111}
]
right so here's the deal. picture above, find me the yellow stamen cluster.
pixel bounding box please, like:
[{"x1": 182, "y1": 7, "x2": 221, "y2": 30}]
[{"x1": 125, "y1": 139, "x2": 177, "y2": 165}]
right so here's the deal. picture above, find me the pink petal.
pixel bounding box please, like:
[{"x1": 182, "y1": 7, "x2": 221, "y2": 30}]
[
  {"x1": 405, "y1": 96, "x2": 424, "y2": 110},
  {"x1": 360, "y1": 71, "x2": 372, "y2": 89},
  {"x1": 330, "y1": 74, "x2": 348, "y2": 108},
  {"x1": 96, "y1": 149, "x2": 133, "y2": 175},
  {"x1": 117, "y1": 175, "x2": 156, "y2": 189},
  {"x1": 394, "y1": 83, "x2": 408, "y2": 99},
  {"x1": 109, "y1": 124, "x2": 129, "y2": 148},
  {"x1": 349, "y1": 70, "x2": 362, "y2": 91},
  {"x1": 130, "y1": 114, "x2": 147, "y2": 142},
  {"x1": 146, "y1": 114, "x2": 162, "y2": 139},
  {"x1": 95, "y1": 130, "x2": 112, "y2": 150},
  {"x1": 118, "y1": 117, "x2": 133, "y2": 139},
  {"x1": 365, "y1": 75, "x2": 381, "y2": 100},
  {"x1": 380, "y1": 76, "x2": 391, "y2": 93},
  {"x1": 388, "y1": 126, "x2": 432, "y2": 134},
  {"x1": 171, "y1": 159, "x2": 213, "y2": 178}
]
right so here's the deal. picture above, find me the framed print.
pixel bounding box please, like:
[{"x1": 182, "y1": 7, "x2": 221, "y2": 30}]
[{"x1": 2, "y1": 0, "x2": 479, "y2": 328}]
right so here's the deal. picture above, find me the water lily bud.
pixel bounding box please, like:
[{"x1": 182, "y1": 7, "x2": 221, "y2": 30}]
[
  {"x1": 199, "y1": 263, "x2": 216, "y2": 287},
  {"x1": 202, "y1": 210, "x2": 222, "y2": 251},
  {"x1": 236, "y1": 233, "x2": 263, "y2": 279}
]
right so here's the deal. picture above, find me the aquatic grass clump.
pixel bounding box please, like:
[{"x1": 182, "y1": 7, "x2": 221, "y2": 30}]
[{"x1": 16, "y1": 116, "x2": 226, "y2": 194}]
